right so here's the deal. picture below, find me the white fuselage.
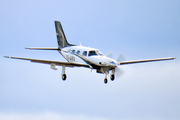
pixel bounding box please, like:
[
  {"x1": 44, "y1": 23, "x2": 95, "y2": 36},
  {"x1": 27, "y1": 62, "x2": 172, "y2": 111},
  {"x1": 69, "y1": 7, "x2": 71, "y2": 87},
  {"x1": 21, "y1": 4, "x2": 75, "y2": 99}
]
[{"x1": 59, "y1": 46, "x2": 117, "y2": 69}]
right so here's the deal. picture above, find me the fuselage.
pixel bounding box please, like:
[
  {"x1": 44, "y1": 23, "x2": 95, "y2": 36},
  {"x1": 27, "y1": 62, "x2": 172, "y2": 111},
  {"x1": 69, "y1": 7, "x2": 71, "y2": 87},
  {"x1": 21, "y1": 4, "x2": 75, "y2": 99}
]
[{"x1": 59, "y1": 46, "x2": 117, "y2": 70}]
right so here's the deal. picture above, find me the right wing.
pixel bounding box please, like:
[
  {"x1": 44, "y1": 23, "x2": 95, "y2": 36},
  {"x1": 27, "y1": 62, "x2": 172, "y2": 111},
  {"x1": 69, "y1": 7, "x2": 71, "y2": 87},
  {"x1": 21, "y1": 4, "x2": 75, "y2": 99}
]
[
  {"x1": 119, "y1": 57, "x2": 175, "y2": 65},
  {"x1": 4, "y1": 56, "x2": 90, "y2": 68}
]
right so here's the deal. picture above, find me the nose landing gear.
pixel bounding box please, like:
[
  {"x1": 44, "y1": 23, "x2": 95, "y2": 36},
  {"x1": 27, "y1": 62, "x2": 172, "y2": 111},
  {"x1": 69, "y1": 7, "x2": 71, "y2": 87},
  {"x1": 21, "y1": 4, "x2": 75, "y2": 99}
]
[
  {"x1": 103, "y1": 69, "x2": 115, "y2": 84},
  {"x1": 104, "y1": 74, "x2": 115, "y2": 84},
  {"x1": 104, "y1": 72, "x2": 108, "y2": 84},
  {"x1": 110, "y1": 69, "x2": 115, "y2": 81},
  {"x1": 104, "y1": 78, "x2": 108, "y2": 84}
]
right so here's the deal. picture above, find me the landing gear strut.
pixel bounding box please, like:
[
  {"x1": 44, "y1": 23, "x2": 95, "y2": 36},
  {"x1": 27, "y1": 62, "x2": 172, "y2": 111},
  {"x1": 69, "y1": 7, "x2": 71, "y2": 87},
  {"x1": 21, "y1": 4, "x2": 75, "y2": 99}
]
[
  {"x1": 61, "y1": 66, "x2": 67, "y2": 81},
  {"x1": 110, "y1": 69, "x2": 115, "y2": 81},
  {"x1": 104, "y1": 72, "x2": 108, "y2": 84}
]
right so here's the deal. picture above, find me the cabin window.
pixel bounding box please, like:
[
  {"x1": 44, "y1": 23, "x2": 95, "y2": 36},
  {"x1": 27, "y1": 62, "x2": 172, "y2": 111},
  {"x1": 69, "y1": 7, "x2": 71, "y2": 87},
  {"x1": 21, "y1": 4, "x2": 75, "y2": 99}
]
[
  {"x1": 88, "y1": 50, "x2": 98, "y2": 56},
  {"x1": 76, "y1": 50, "x2": 80, "y2": 55},
  {"x1": 82, "y1": 51, "x2": 87, "y2": 56},
  {"x1": 68, "y1": 49, "x2": 71, "y2": 53},
  {"x1": 63, "y1": 50, "x2": 68, "y2": 53},
  {"x1": 72, "y1": 50, "x2": 75, "y2": 54}
]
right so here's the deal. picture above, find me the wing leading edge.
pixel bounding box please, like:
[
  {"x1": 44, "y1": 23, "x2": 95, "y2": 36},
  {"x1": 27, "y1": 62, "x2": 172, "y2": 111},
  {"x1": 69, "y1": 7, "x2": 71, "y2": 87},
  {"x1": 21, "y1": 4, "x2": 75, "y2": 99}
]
[
  {"x1": 4, "y1": 56, "x2": 175, "y2": 67},
  {"x1": 25, "y1": 47, "x2": 60, "y2": 50},
  {"x1": 119, "y1": 57, "x2": 175, "y2": 65},
  {"x1": 4, "y1": 56, "x2": 90, "y2": 68}
]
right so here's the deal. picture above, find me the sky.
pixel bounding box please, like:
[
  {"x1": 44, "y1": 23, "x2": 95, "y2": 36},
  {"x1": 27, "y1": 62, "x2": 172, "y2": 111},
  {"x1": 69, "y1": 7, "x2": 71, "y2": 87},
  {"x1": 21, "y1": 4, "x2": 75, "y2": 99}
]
[{"x1": 0, "y1": 0, "x2": 180, "y2": 120}]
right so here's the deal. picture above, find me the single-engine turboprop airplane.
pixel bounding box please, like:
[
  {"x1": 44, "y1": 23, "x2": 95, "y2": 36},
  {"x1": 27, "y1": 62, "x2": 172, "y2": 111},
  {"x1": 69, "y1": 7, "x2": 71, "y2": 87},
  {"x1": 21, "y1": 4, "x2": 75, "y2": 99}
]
[{"x1": 4, "y1": 21, "x2": 176, "y2": 84}]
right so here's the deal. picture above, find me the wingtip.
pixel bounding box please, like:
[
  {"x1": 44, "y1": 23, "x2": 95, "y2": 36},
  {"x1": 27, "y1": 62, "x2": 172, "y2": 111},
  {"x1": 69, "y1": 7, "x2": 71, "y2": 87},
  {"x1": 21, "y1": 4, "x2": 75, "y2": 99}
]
[{"x1": 3, "y1": 56, "x2": 10, "y2": 58}]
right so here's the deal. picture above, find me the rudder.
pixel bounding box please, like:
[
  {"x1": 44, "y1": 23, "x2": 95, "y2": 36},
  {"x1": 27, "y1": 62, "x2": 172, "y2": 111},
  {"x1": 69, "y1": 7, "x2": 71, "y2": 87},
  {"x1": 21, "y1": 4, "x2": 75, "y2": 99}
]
[{"x1": 55, "y1": 21, "x2": 75, "y2": 48}]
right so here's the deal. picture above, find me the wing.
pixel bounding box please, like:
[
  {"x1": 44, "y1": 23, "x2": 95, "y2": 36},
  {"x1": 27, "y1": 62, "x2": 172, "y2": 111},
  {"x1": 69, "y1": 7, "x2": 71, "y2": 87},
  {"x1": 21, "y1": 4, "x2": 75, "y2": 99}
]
[
  {"x1": 25, "y1": 47, "x2": 60, "y2": 50},
  {"x1": 4, "y1": 56, "x2": 90, "y2": 68},
  {"x1": 119, "y1": 57, "x2": 175, "y2": 65}
]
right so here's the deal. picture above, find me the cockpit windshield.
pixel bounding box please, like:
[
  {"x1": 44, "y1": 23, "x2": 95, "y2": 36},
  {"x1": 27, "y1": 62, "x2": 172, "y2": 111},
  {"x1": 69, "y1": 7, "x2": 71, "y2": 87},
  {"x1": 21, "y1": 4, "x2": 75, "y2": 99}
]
[
  {"x1": 88, "y1": 50, "x2": 104, "y2": 56},
  {"x1": 88, "y1": 51, "x2": 98, "y2": 56},
  {"x1": 96, "y1": 50, "x2": 104, "y2": 56}
]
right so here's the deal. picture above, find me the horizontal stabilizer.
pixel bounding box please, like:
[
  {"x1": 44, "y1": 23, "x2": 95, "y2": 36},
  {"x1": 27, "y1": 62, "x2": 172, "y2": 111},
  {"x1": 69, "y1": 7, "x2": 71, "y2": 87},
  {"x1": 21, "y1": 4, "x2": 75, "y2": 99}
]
[
  {"x1": 25, "y1": 47, "x2": 60, "y2": 50},
  {"x1": 119, "y1": 57, "x2": 176, "y2": 65}
]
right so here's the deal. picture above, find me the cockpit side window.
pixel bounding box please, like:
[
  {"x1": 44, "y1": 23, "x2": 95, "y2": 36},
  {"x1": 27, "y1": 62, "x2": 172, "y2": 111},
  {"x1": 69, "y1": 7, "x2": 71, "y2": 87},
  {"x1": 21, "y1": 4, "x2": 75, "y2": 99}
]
[
  {"x1": 88, "y1": 50, "x2": 98, "y2": 56},
  {"x1": 76, "y1": 50, "x2": 80, "y2": 55},
  {"x1": 82, "y1": 51, "x2": 87, "y2": 56},
  {"x1": 68, "y1": 49, "x2": 71, "y2": 53}
]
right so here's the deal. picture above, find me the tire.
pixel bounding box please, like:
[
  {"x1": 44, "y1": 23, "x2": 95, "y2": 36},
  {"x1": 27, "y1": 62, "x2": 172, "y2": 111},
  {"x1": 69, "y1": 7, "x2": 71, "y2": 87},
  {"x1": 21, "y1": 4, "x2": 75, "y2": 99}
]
[
  {"x1": 110, "y1": 74, "x2": 115, "y2": 81},
  {"x1": 62, "y1": 74, "x2": 67, "y2": 81},
  {"x1": 104, "y1": 78, "x2": 108, "y2": 84}
]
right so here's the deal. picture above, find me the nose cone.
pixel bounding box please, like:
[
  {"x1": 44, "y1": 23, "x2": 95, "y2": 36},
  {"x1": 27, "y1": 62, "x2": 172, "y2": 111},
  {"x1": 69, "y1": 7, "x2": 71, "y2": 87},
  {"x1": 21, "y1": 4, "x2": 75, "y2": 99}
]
[
  {"x1": 92, "y1": 56, "x2": 117, "y2": 68},
  {"x1": 99, "y1": 57, "x2": 117, "y2": 68}
]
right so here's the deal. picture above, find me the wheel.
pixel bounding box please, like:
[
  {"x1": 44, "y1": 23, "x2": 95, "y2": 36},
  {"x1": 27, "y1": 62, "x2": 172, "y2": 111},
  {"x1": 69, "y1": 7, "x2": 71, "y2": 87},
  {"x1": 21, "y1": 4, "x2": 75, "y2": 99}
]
[
  {"x1": 62, "y1": 74, "x2": 67, "y2": 81},
  {"x1": 110, "y1": 74, "x2": 115, "y2": 81},
  {"x1": 104, "y1": 78, "x2": 108, "y2": 84}
]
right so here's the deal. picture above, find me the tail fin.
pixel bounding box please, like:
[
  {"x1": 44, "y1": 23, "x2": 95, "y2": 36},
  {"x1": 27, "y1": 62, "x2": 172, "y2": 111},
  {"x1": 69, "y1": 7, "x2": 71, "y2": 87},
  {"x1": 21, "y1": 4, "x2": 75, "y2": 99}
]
[{"x1": 55, "y1": 21, "x2": 75, "y2": 48}]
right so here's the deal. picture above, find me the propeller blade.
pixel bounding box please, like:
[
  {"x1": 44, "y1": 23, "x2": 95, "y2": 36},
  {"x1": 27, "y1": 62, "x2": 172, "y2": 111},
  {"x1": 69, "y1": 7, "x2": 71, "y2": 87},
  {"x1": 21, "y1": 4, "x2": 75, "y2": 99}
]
[
  {"x1": 117, "y1": 53, "x2": 126, "y2": 62},
  {"x1": 115, "y1": 66, "x2": 125, "y2": 78},
  {"x1": 106, "y1": 51, "x2": 113, "y2": 58}
]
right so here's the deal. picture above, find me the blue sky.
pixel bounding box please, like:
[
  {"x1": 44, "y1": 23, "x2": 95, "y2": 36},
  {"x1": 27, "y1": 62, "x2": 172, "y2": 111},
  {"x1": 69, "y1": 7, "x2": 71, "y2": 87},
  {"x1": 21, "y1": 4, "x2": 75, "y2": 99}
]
[{"x1": 0, "y1": 0, "x2": 180, "y2": 120}]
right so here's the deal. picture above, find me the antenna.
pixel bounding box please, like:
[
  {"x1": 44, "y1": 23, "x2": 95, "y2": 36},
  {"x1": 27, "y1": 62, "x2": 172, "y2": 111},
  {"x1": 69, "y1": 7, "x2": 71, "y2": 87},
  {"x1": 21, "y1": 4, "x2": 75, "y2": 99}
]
[{"x1": 79, "y1": 41, "x2": 82, "y2": 46}]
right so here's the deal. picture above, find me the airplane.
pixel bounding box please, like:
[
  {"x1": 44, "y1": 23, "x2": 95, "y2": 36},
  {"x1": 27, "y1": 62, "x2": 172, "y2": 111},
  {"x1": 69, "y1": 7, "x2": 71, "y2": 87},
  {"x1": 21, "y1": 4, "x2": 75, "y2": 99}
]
[{"x1": 4, "y1": 21, "x2": 176, "y2": 84}]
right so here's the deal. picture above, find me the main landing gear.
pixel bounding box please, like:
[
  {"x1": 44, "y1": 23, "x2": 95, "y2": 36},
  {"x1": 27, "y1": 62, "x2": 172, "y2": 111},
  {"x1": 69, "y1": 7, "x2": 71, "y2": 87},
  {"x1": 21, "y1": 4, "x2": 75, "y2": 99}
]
[
  {"x1": 61, "y1": 66, "x2": 67, "y2": 81},
  {"x1": 62, "y1": 74, "x2": 67, "y2": 80}
]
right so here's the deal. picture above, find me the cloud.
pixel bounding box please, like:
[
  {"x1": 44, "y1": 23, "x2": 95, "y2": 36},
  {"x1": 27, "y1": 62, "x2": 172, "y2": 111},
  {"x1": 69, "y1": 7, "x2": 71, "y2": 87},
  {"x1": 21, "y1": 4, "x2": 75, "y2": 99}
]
[
  {"x1": 0, "y1": 112, "x2": 108, "y2": 120},
  {"x1": 1, "y1": 54, "x2": 179, "y2": 120},
  {"x1": 0, "y1": 111, "x2": 178, "y2": 120}
]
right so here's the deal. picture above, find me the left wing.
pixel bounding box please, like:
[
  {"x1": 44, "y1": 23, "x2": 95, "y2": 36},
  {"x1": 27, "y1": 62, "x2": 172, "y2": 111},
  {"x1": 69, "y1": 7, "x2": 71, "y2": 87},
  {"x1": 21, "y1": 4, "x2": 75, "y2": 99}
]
[
  {"x1": 25, "y1": 47, "x2": 60, "y2": 50},
  {"x1": 119, "y1": 57, "x2": 175, "y2": 65},
  {"x1": 4, "y1": 56, "x2": 90, "y2": 68}
]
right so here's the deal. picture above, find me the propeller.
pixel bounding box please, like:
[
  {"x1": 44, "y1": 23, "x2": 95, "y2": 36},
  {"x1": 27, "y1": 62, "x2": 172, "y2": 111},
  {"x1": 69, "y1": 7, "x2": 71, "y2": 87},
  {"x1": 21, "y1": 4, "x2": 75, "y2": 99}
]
[
  {"x1": 117, "y1": 53, "x2": 126, "y2": 62},
  {"x1": 106, "y1": 51, "x2": 113, "y2": 58},
  {"x1": 106, "y1": 52, "x2": 126, "y2": 61},
  {"x1": 115, "y1": 53, "x2": 126, "y2": 78},
  {"x1": 106, "y1": 52, "x2": 126, "y2": 79},
  {"x1": 115, "y1": 66, "x2": 124, "y2": 78}
]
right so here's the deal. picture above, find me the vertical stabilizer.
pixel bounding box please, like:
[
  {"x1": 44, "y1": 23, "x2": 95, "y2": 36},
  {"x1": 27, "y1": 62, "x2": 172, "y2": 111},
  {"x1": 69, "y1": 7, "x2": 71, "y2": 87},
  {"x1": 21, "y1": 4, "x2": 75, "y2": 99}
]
[{"x1": 55, "y1": 21, "x2": 75, "y2": 48}]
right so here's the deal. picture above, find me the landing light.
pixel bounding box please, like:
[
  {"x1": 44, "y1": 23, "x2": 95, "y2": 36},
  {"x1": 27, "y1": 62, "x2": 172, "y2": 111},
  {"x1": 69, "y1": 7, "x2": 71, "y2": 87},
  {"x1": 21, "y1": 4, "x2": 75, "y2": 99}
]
[{"x1": 110, "y1": 61, "x2": 116, "y2": 66}]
